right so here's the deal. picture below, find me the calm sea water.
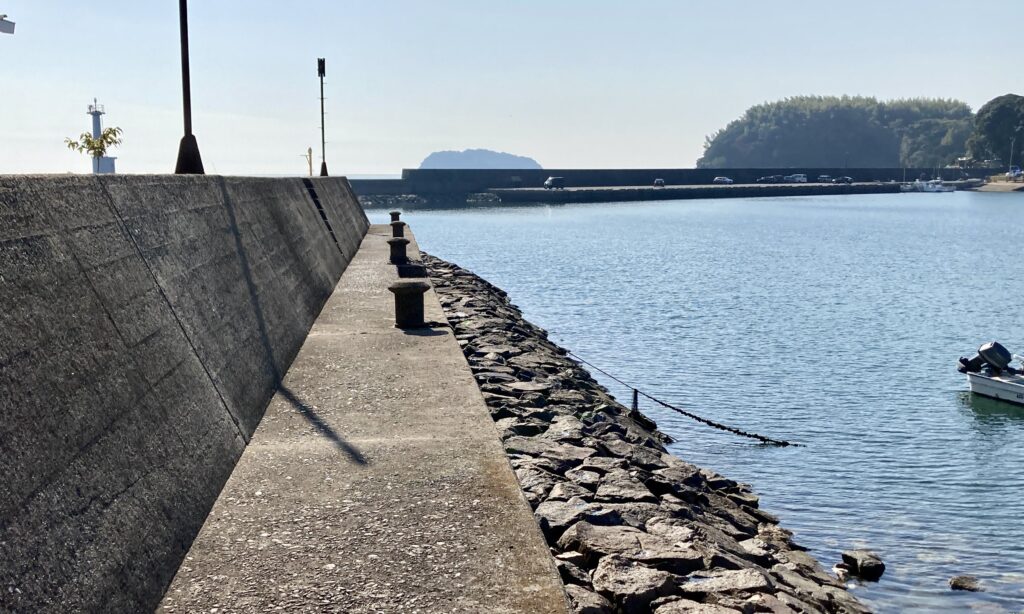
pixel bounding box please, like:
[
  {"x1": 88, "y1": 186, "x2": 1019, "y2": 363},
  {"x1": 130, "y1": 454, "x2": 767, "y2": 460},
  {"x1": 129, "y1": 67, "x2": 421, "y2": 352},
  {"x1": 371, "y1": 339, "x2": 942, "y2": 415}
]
[{"x1": 368, "y1": 192, "x2": 1024, "y2": 612}]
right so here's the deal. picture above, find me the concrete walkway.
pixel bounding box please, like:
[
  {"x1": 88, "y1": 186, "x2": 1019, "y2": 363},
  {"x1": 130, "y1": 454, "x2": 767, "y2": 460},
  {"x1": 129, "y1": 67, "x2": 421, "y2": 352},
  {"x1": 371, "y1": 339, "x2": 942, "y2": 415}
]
[{"x1": 159, "y1": 225, "x2": 568, "y2": 613}]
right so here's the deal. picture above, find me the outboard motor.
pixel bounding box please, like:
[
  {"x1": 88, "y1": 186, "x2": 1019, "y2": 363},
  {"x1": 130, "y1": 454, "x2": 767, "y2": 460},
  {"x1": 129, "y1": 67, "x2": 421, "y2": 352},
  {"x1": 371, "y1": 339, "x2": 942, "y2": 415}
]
[{"x1": 958, "y1": 341, "x2": 1016, "y2": 374}]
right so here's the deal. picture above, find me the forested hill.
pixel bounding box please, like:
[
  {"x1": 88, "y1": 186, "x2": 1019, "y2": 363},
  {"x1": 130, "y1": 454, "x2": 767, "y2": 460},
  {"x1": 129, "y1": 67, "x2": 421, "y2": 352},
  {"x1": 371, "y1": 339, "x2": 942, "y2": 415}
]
[{"x1": 697, "y1": 96, "x2": 974, "y2": 168}]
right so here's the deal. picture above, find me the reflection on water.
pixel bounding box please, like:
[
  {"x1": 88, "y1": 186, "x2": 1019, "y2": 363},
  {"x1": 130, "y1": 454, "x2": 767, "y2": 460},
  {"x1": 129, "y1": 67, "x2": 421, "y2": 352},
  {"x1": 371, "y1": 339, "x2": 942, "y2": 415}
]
[
  {"x1": 370, "y1": 191, "x2": 1024, "y2": 612},
  {"x1": 960, "y1": 390, "x2": 1024, "y2": 421}
]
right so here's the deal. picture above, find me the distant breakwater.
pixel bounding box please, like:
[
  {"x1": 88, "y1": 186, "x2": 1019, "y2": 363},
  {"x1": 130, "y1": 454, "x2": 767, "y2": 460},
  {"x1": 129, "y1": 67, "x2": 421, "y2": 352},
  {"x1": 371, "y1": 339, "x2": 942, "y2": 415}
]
[
  {"x1": 350, "y1": 166, "x2": 994, "y2": 199},
  {"x1": 424, "y1": 254, "x2": 868, "y2": 614},
  {"x1": 490, "y1": 182, "x2": 900, "y2": 204}
]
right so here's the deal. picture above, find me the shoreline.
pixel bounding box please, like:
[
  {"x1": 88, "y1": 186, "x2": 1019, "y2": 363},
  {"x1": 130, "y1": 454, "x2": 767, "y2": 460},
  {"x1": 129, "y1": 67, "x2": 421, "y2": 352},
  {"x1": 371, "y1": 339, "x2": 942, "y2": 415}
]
[{"x1": 424, "y1": 254, "x2": 868, "y2": 614}]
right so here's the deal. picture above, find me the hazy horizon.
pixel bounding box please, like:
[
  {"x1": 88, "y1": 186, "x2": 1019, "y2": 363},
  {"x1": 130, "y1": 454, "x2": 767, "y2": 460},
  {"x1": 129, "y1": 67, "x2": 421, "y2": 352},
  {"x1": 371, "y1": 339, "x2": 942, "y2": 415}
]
[{"x1": 1, "y1": 1, "x2": 1019, "y2": 175}]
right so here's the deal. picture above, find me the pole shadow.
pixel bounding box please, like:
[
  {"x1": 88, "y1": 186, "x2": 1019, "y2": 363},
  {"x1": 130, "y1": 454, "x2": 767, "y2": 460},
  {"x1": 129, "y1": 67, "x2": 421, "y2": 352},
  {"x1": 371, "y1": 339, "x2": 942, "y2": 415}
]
[
  {"x1": 219, "y1": 178, "x2": 368, "y2": 465},
  {"x1": 277, "y1": 386, "x2": 368, "y2": 465}
]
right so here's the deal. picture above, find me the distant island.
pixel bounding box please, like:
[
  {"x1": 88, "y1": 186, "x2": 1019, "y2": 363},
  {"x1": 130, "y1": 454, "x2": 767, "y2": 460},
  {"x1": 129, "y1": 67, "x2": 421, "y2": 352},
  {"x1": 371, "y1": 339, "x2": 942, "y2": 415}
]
[
  {"x1": 419, "y1": 149, "x2": 542, "y2": 169},
  {"x1": 698, "y1": 96, "x2": 976, "y2": 169}
]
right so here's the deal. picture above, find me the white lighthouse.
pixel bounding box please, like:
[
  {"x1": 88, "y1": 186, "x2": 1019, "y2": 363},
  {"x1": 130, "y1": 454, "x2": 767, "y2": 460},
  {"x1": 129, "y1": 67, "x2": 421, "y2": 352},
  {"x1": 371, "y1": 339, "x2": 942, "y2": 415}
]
[{"x1": 88, "y1": 99, "x2": 116, "y2": 174}]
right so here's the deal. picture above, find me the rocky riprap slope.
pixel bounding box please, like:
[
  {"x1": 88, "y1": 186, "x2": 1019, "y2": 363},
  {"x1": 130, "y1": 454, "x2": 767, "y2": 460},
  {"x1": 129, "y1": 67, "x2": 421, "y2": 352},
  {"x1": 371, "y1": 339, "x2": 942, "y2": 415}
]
[{"x1": 424, "y1": 255, "x2": 869, "y2": 614}]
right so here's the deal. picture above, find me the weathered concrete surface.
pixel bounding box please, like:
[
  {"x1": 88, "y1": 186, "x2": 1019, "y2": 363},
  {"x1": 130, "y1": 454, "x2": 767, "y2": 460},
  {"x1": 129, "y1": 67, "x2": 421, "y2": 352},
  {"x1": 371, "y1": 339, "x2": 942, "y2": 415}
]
[
  {"x1": 158, "y1": 225, "x2": 569, "y2": 613},
  {"x1": 0, "y1": 175, "x2": 367, "y2": 612}
]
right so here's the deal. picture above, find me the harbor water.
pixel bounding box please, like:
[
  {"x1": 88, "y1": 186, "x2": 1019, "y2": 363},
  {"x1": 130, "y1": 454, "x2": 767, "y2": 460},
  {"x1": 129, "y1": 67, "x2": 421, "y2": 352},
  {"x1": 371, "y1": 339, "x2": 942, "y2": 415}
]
[{"x1": 368, "y1": 191, "x2": 1024, "y2": 612}]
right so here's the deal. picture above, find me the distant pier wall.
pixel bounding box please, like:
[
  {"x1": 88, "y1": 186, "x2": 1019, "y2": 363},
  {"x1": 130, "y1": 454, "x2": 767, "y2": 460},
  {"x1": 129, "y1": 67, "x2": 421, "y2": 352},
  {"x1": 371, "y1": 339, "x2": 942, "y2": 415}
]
[
  {"x1": 491, "y1": 182, "x2": 902, "y2": 204},
  {"x1": 0, "y1": 175, "x2": 368, "y2": 612},
  {"x1": 351, "y1": 167, "x2": 997, "y2": 197}
]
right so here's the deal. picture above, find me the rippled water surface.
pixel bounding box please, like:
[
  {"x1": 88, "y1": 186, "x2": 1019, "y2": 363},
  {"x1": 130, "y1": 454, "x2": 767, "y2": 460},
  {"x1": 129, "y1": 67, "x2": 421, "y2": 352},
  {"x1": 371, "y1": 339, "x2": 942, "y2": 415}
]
[{"x1": 369, "y1": 192, "x2": 1024, "y2": 612}]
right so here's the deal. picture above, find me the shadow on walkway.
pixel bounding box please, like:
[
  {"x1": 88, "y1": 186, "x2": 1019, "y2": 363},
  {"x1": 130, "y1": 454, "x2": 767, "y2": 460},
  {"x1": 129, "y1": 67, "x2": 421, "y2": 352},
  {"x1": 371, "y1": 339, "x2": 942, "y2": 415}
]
[
  {"x1": 219, "y1": 178, "x2": 368, "y2": 466},
  {"x1": 277, "y1": 386, "x2": 368, "y2": 465}
]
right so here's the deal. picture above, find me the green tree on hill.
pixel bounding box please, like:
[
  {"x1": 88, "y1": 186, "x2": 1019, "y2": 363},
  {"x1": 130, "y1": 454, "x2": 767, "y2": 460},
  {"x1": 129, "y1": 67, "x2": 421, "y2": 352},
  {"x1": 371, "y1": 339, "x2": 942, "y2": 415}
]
[
  {"x1": 697, "y1": 96, "x2": 973, "y2": 168},
  {"x1": 966, "y1": 94, "x2": 1024, "y2": 167}
]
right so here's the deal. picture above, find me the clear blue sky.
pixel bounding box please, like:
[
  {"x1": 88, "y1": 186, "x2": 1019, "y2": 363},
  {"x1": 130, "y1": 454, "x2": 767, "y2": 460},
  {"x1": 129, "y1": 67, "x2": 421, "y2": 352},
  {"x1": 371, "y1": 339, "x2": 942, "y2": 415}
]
[{"x1": 0, "y1": 1, "x2": 1019, "y2": 175}]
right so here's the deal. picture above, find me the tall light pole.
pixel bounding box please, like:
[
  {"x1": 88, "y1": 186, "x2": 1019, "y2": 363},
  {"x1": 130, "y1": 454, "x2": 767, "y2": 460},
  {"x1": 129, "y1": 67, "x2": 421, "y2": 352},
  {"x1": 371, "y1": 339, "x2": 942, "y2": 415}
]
[
  {"x1": 318, "y1": 57, "x2": 328, "y2": 177},
  {"x1": 174, "y1": 0, "x2": 204, "y2": 174}
]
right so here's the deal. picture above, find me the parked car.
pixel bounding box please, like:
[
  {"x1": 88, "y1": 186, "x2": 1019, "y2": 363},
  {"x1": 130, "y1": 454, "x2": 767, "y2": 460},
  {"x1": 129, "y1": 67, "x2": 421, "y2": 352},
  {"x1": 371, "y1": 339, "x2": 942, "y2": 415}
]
[
  {"x1": 756, "y1": 175, "x2": 784, "y2": 184},
  {"x1": 653, "y1": 178, "x2": 665, "y2": 187},
  {"x1": 712, "y1": 176, "x2": 734, "y2": 184},
  {"x1": 783, "y1": 174, "x2": 808, "y2": 183},
  {"x1": 543, "y1": 176, "x2": 565, "y2": 190},
  {"x1": 817, "y1": 175, "x2": 832, "y2": 183},
  {"x1": 1007, "y1": 166, "x2": 1022, "y2": 181},
  {"x1": 832, "y1": 176, "x2": 854, "y2": 184}
]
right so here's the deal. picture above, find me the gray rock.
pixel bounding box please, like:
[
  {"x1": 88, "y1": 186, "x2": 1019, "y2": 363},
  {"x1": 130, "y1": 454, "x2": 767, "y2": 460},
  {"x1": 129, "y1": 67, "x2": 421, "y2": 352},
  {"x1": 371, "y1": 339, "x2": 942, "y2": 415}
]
[
  {"x1": 474, "y1": 371, "x2": 517, "y2": 383},
  {"x1": 542, "y1": 415, "x2": 587, "y2": 444},
  {"x1": 564, "y1": 584, "x2": 614, "y2": 614},
  {"x1": 771, "y1": 563, "x2": 828, "y2": 596},
  {"x1": 600, "y1": 502, "x2": 665, "y2": 529},
  {"x1": 740, "y1": 593, "x2": 800, "y2": 613},
  {"x1": 557, "y1": 522, "x2": 645, "y2": 563},
  {"x1": 504, "y1": 437, "x2": 596, "y2": 472},
  {"x1": 949, "y1": 574, "x2": 982, "y2": 592},
  {"x1": 494, "y1": 417, "x2": 547, "y2": 437},
  {"x1": 505, "y1": 380, "x2": 552, "y2": 393},
  {"x1": 534, "y1": 499, "x2": 622, "y2": 540},
  {"x1": 654, "y1": 598, "x2": 742, "y2": 613},
  {"x1": 776, "y1": 549, "x2": 842, "y2": 588},
  {"x1": 596, "y1": 470, "x2": 659, "y2": 503},
  {"x1": 557, "y1": 557, "x2": 592, "y2": 586},
  {"x1": 737, "y1": 538, "x2": 773, "y2": 565},
  {"x1": 504, "y1": 436, "x2": 551, "y2": 456},
  {"x1": 475, "y1": 344, "x2": 522, "y2": 357},
  {"x1": 513, "y1": 466, "x2": 556, "y2": 502},
  {"x1": 547, "y1": 482, "x2": 595, "y2": 501},
  {"x1": 676, "y1": 568, "x2": 773, "y2": 596},
  {"x1": 841, "y1": 549, "x2": 885, "y2": 581},
  {"x1": 599, "y1": 436, "x2": 636, "y2": 458},
  {"x1": 726, "y1": 491, "x2": 760, "y2": 508},
  {"x1": 631, "y1": 533, "x2": 706, "y2": 575},
  {"x1": 653, "y1": 465, "x2": 705, "y2": 490},
  {"x1": 580, "y1": 456, "x2": 629, "y2": 474},
  {"x1": 592, "y1": 554, "x2": 678, "y2": 613},
  {"x1": 646, "y1": 517, "x2": 697, "y2": 541},
  {"x1": 540, "y1": 443, "x2": 598, "y2": 473},
  {"x1": 566, "y1": 468, "x2": 603, "y2": 488}
]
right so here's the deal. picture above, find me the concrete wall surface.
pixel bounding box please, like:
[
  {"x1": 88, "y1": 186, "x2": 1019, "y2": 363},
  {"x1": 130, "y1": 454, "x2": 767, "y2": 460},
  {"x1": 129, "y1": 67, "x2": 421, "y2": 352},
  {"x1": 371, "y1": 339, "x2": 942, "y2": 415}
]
[{"x1": 0, "y1": 175, "x2": 368, "y2": 612}]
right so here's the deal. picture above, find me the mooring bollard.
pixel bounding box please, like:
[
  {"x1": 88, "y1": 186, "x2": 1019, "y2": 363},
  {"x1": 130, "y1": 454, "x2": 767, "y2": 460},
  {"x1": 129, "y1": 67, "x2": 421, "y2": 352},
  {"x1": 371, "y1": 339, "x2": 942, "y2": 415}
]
[
  {"x1": 388, "y1": 237, "x2": 410, "y2": 264},
  {"x1": 388, "y1": 280, "x2": 430, "y2": 328},
  {"x1": 390, "y1": 221, "x2": 406, "y2": 238},
  {"x1": 389, "y1": 210, "x2": 401, "y2": 222}
]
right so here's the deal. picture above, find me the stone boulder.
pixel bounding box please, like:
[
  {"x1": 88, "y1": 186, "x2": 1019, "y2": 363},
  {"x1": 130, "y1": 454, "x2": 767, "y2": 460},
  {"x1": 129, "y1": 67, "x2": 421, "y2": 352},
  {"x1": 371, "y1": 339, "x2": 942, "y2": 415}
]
[
  {"x1": 949, "y1": 575, "x2": 982, "y2": 592},
  {"x1": 840, "y1": 549, "x2": 885, "y2": 581},
  {"x1": 592, "y1": 554, "x2": 679, "y2": 613},
  {"x1": 564, "y1": 584, "x2": 614, "y2": 614}
]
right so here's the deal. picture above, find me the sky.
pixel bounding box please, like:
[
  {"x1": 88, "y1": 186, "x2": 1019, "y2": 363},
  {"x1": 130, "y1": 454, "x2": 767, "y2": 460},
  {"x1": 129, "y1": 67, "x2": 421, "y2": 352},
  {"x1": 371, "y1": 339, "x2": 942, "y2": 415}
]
[{"x1": 0, "y1": 1, "x2": 1020, "y2": 175}]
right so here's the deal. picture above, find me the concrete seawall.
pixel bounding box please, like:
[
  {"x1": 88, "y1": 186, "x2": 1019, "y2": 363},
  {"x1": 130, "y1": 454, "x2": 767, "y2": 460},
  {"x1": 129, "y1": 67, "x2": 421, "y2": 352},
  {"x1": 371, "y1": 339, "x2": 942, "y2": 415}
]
[{"x1": 0, "y1": 175, "x2": 368, "y2": 612}]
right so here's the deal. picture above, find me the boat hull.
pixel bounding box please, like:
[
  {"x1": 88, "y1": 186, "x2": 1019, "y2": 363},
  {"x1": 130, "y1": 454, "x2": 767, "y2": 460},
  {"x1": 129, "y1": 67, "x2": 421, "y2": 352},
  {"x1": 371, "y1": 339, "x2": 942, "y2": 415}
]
[{"x1": 967, "y1": 372, "x2": 1024, "y2": 406}]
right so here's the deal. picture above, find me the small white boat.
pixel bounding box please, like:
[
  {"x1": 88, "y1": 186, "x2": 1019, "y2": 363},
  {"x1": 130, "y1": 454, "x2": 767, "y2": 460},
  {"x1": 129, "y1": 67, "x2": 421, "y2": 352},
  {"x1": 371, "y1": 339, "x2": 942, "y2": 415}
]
[
  {"x1": 901, "y1": 179, "x2": 955, "y2": 193},
  {"x1": 958, "y1": 342, "x2": 1024, "y2": 406},
  {"x1": 965, "y1": 371, "x2": 1024, "y2": 405}
]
